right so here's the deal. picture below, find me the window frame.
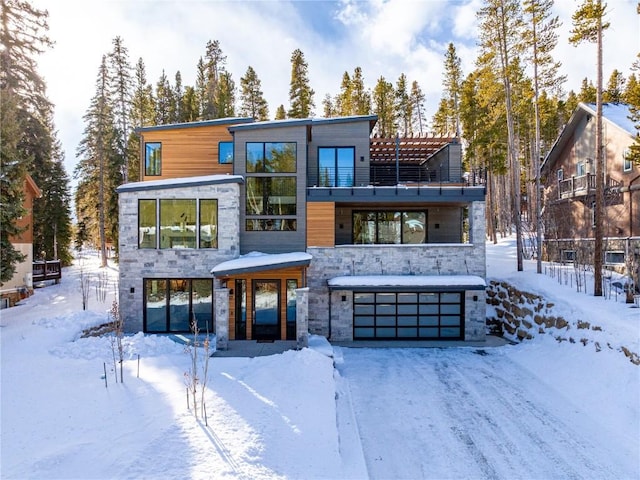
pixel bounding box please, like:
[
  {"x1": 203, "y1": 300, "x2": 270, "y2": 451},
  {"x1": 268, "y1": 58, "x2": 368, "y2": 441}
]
[
  {"x1": 145, "y1": 142, "x2": 162, "y2": 176},
  {"x1": 246, "y1": 142, "x2": 297, "y2": 173},
  {"x1": 318, "y1": 146, "x2": 355, "y2": 187},
  {"x1": 352, "y1": 210, "x2": 427, "y2": 245},
  {"x1": 219, "y1": 141, "x2": 234, "y2": 164},
  {"x1": 623, "y1": 148, "x2": 632, "y2": 172}
]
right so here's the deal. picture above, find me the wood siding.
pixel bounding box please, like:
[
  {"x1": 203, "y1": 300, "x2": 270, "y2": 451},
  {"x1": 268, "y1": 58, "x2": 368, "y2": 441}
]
[
  {"x1": 222, "y1": 267, "x2": 305, "y2": 340},
  {"x1": 307, "y1": 202, "x2": 335, "y2": 247},
  {"x1": 140, "y1": 125, "x2": 234, "y2": 181}
]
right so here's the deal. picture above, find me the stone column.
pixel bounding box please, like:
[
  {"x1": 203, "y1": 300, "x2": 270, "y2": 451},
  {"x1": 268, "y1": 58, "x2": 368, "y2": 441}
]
[
  {"x1": 215, "y1": 288, "x2": 229, "y2": 350},
  {"x1": 295, "y1": 287, "x2": 309, "y2": 349}
]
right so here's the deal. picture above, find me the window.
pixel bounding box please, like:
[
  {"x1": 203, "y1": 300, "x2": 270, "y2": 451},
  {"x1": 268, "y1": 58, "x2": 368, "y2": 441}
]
[
  {"x1": 246, "y1": 142, "x2": 296, "y2": 173},
  {"x1": 319, "y1": 147, "x2": 355, "y2": 186},
  {"x1": 353, "y1": 211, "x2": 426, "y2": 244},
  {"x1": 604, "y1": 251, "x2": 625, "y2": 265},
  {"x1": 138, "y1": 200, "x2": 157, "y2": 248},
  {"x1": 245, "y1": 176, "x2": 297, "y2": 231},
  {"x1": 557, "y1": 169, "x2": 564, "y2": 181},
  {"x1": 144, "y1": 278, "x2": 213, "y2": 333},
  {"x1": 286, "y1": 279, "x2": 298, "y2": 340},
  {"x1": 145, "y1": 142, "x2": 162, "y2": 176},
  {"x1": 561, "y1": 250, "x2": 575, "y2": 263},
  {"x1": 219, "y1": 141, "x2": 233, "y2": 164},
  {"x1": 245, "y1": 219, "x2": 297, "y2": 231},
  {"x1": 576, "y1": 161, "x2": 585, "y2": 177},
  {"x1": 623, "y1": 148, "x2": 632, "y2": 172},
  {"x1": 138, "y1": 199, "x2": 218, "y2": 249}
]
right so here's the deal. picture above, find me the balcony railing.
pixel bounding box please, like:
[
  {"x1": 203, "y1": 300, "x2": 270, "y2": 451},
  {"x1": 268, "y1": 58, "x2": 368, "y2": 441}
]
[
  {"x1": 32, "y1": 260, "x2": 61, "y2": 283},
  {"x1": 313, "y1": 166, "x2": 486, "y2": 187},
  {"x1": 558, "y1": 174, "x2": 622, "y2": 200}
]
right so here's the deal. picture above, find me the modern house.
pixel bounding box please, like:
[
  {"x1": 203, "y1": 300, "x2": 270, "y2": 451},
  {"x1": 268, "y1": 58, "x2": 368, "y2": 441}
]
[
  {"x1": 117, "y1": 115, "x2": 487, "y2": 348},
  {"x1": 541, "y1": 102, "x2": 639, "y2": 288},
  {"x1": 1, "y1": 174, "x2": 41, "y2": 308}
]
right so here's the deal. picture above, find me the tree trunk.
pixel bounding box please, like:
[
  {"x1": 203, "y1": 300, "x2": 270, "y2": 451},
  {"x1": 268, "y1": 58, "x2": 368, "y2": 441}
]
[{"x1": 593, "y1": 15, "x2": 604, "y2": 296}]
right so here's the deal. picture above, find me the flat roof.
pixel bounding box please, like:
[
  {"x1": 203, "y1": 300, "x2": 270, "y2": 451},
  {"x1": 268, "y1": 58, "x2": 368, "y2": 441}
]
[
  {"x1": 212, "y1": 252, "x2": 313, "y2": 276},
  {"x1": 136, "y1": 117, "x2": 254, "y2": 133},
  {"x1": 327, "y1": 275, "x2": 486, "y2": 292},
  {"x1": 116, "y1": 174, "x2": 244, "y2": 193}
]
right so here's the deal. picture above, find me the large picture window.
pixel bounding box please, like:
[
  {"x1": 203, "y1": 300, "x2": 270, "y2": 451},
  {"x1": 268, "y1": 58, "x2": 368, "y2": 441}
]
[
  {"x1": 246, "y1": 177, "x2": 296, "y2": 215},
  {"x1": 139, "y1": 199, "x2": 217, "y2": 249},
  {"x1": 246, "y1": 142, "x2": 296, "y2": 173},
  {"x1": 353, "y1": 211, "x2": 426, "y2": 244},
  {"x1": 145, "y1": 142, "x2": 162, "y2": 176},
  {"x1": 144, "y1": 278, "x2": 213, "y2": 333},
  {"x1": 319, "y1": 147, "x2": 354, "y2": 186},
  {"x1": 219, "y1": 141, "x2": 233, "y2": 164}
]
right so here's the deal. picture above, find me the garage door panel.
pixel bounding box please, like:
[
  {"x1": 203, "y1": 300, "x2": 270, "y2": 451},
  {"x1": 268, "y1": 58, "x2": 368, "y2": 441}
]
[{"x1": 353, "y1": 291, "x2": 464, "y2": 340}]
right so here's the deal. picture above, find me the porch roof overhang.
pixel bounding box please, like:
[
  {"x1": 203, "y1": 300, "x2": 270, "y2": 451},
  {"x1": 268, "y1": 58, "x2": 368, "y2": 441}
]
[
  {"x1": 307, "y1": 185, "x2": 486, "y2": 203},
  {"x1": 327, "y1": 275, "x2": 486, "y2": 292},
  {"x1": 211, "y1": 252, "x2": 312, "y2": 277}
]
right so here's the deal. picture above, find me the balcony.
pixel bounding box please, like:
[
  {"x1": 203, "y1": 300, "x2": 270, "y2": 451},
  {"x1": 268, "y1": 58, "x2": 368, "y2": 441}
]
[
  {"x1": 558, "y1": 174, "x2": 622, "y2": 200},
  {"x1": 32, "y1": 260, "x2": 61, "y2": 283}
]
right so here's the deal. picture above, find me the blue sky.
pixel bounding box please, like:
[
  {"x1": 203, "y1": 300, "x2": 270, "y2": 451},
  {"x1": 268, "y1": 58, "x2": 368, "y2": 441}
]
[{"x1": 31, "y1": 0, "x2": 639, "y2": 184}]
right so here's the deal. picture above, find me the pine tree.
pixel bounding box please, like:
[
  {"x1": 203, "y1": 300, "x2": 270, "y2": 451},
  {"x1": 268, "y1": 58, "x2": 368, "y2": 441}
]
[
  {"x1": 155, "y1": 69, "x2": 173, "y2": 124},
  {"x1": 216, "y1": 71, "x2": 236, "y2": 117},
  {"x1": 108, "y1": 36, "x2": 132, "y2": 183},
  {"x1": 129, "y1": 58, "x2": 155, "y2": 181},
  {"x1": 432, "y1": 98, "x2": 452, "y2": 136},
  {"x1": 322, "y1": 93, "x2": 337, "y2": 117},
  {"x1": 624, "y1": 51, "x2": 640, "y2": 166},
  {"x1": 603, "y1": 69, "x2": 625, "y2": 103},
  {"x1": 409, "y1": 80, "x2": 427, "y2": 134},
  {"x1": 202, "y1": 40, "x2": 227, "y2": 119},
  {"x1": 195, "y1": 57, "x2": 207, "y2": 119},
  {"x1": 239, "y1": 66, "x2": 269, "y2": 120},
  {"x1": 172, "y1": 71, "x2": 184, "y2": 121},
  {"x1": 523, "y1": 0, "x2": 565, "y2": 273},
  {"x1": 181, "y1": 86, "x2": 199, "y2": 122},
  {"x1": 351, "y1": 67, "x2": 371, "y2": 115},
  {"x1": 372, "y1": 76, "x2": 395, "y2": 136},
  {"x1": 287, "y1": 48, "x2": 315, "y2": 118},
  {"x1": 337, "y1": 71, "x2": 353, "y2": 116},
  {"x1": 395, "y1": 73, "x2": 412, "y2": 136},
  {"x1": 75, "y1": 55, "x2": 115, "y2": 267},
  {"x1": 478, "y1": 0, "x2": 526, "y2": 270},
  {"x1": 443, "y1": 43, "x2": 464, "y2": 136},
  {"x1": 275, "y1": 104, "x2": 286, "y2": 120},
  {"x1": 578, "y1": 77, "x2": 597, "y2": 102},
  {"x1": 570, "y1": 0, "x2": 610, "y2": 296}
]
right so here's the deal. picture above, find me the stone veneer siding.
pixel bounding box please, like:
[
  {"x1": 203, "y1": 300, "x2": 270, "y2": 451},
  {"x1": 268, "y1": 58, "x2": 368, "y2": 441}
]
[
  {"x1": 118, "y1": 182, "x2": 240, "y2": 333},
  {"x1": 307, "y1": 201, "x2": 487, "y2": 341}
]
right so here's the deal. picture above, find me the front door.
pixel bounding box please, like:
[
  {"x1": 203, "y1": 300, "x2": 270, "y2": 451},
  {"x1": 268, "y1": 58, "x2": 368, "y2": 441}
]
[{"x1": 252, "y1": 280, "x2": 280, "y2": 340}]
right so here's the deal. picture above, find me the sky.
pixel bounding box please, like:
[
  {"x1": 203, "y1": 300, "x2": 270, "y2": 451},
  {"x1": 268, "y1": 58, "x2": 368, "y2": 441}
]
[
  {"x1": 1, "y1": 237, "x2": 638, "y2": 478},
  {"x1": 30, "y1": 0, "x2": 640, "y2": 186}
]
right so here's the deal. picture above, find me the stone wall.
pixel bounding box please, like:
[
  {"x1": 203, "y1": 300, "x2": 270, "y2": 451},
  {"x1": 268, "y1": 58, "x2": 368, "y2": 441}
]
[
  {"x1": 118, "y1": 182, "x2": 240, "y2": 332},
  {"x1": 486, "y1": 280, "x2": 640, "y2": 365}
]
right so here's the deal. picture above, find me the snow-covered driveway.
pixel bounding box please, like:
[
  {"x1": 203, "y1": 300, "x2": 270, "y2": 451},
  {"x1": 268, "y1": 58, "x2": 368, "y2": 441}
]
[{"x1": 334, "y1": 346, "x2": 637, "y2": 480}]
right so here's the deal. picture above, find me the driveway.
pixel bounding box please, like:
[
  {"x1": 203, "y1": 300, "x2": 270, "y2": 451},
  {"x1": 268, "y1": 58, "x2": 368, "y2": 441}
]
[{"x1": 333, "y1": 347, "x2": 635, "y2": 480}]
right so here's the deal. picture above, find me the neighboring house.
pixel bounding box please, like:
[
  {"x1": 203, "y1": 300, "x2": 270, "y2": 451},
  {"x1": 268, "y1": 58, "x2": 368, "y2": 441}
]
[
  {"x1": 541, "y1": 102, "x2": 640, "y2": 287},
  {"x1": 117, "y1": 115, "x2": 487, "y2": 348},
  {"x1": 1, "y1": 174, "x2": 41, "y2": 308}
]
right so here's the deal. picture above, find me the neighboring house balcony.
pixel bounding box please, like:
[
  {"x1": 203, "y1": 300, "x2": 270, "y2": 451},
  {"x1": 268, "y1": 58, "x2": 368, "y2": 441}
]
[{"x1": 557, "y1": 174, "x2": 622, "y2": 200}]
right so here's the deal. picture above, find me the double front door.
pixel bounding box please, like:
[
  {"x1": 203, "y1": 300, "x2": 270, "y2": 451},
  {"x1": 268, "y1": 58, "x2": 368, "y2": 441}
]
[{"x1": 234, "y1": 278, "x2": 298, "y2": 341}]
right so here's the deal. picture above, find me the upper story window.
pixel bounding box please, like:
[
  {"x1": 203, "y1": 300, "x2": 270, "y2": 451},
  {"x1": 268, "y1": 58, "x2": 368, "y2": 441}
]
[
  {"x1": 219, "y1": 141, "x2": 233, "y2": 164},
  {"x1": 138, "y1": 199, "x2": 218, "y2": 249},
  {"x1": 353, "y1": 211, "x2": 426, "y2": 244},
  {"x1": 145, "y1": 142, "x2": 162, "y2": 176},
  {"x1": 576, "y1": 161, "x2": 586, "y2": 177},
  {"x1": 557, "y1": 169, "x2": 564, "y2": 181},
  {"x1": 319, "y1": 147, "x2": 355, "y2": 187},
  {"x1": 246, "y1": 142, "x2": 296, "y2": 173},
  {"x1": 623, "y1": 148, "x2": 633, "y2": 172}
]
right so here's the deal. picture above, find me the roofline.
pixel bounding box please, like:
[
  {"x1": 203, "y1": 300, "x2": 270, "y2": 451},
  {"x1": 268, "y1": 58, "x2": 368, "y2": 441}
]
[
  {"x1": 135, "y1": 117, "x2": 254, "y2": 133},
  {"x1": 212, "y1": 257, "x2": 312, "y2": 276},
  {"x1": 228, "y1": 115, "x2": 379, "y2": 132},
  {"x1": 116, "y1": 175, "x2": 244, "y2": 194},
  {"x1": 25, "y1": 174, "x2": 42, "y2": 198}
]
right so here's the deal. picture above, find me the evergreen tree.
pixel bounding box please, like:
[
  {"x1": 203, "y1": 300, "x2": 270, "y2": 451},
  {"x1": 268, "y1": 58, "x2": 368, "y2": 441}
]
[
  {"x1": 239, "y1": 66, "x2": 269, "y2": 120},
  {"x1": 181, "y1": 85, "x2": 199, "y2": 122},
  {"x1": 202, "y1": 39, "x2": 227, "y2": 119},
  {"x1": 337, "y1": 71, "x2": 353, "y2": 116},
  {"x1": 432, "y1": 98, "x2": 452, "y2": 136},
  {"x1": 578, "y1": 77, "x2": 597, "y2": 102},
  {"x1": 195, "y1": 57, "x2": 207, "y2": 119},
  {"x1": 372, "y1": 76, "x2": 395, "y2": 136},
  {"x1": 624, "y1": 50, "x2": 640, "y2": 166},
  {"x1": 603, "y1": 69, "x2": 625, "y2": 103},
  {"x1": 287, "y1": 48, "x2": 315, "y2": 118},
  {"x1": 322, "y1": 93, "x2": 337, "y2": 117},
  {"x1": 443, "y1": 42, "x2": 464, "y2": 136},
  {"x1": 155, "y1": 69, "x2": 173, "y2": 124},
  {"x1": 172, "y1": 71, "x2": 184, "y2": 121},
  {"x1": 108, "y1": 36, "x2": 133, "y2": 183},
  {"x1": 570, "y1": 0, "x2": 610, "y2": 296},
  {"x1": 275, "y1": 104, "x2": 286, "y2": 120},
  {"x1": 129, "y1": 58, "x2": 155, "y2": 181},
  {"x1": 410, "y1": 80, "x2": 427, "y2": 134},
  {"x1": 395, "y1": 73, "x2": 412, "y2": 135},
  {"x1": 351, "y1": 67, "x2": 371, "y2": 115},
  {"x1": 75, "y1": 55, "x2": 115, "y2": 267},
  {"x1": 216, "y1": 71, "x2": 236, "y2": 117}
]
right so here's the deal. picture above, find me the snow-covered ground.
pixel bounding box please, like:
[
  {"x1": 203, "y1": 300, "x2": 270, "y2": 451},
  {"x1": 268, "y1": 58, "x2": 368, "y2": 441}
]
[{"x1": 1, "y1": 240, "x2": 638, "y2": 479}]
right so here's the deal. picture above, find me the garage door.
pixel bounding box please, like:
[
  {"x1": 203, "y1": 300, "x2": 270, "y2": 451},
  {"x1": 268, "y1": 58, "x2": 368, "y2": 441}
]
[{"x1": 353, "y1": 291, "x2": 463, "y2": 340}]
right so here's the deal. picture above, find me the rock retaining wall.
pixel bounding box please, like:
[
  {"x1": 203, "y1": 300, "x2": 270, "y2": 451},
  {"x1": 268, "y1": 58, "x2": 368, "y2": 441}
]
[{"x1": 486, "y1": 280, "x2": 639, "y2": 365}]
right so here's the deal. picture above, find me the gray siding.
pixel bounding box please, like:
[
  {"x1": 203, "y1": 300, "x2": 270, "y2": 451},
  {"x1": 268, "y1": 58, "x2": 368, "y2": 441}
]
[{"x1": 233, "y1": 125, "x2": 308, "y2": 254}]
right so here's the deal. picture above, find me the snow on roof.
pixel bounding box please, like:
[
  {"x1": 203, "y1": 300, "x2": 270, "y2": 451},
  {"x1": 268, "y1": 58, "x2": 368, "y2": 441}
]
[
  {"x1": 116, "y1": 174, "x2": 244, "y2": 193},
  {"x1": 211, "y1": 251, "x2": 313, "y2": 276},
  {"x1": 583, "y1": 102, "x2": 638, "y2": 136},
  {"x1": 328, "y1": 275, "x2": 486, "y2": 290}
]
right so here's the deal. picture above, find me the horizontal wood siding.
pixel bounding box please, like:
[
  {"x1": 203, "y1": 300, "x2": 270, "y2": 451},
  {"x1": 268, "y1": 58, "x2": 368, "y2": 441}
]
[
  {"x1": 307, "y1": 202, "x2": 335, "y2": 247},
  {"x1": 141, "y1": 125, "x2": 233, "y2": 181}
]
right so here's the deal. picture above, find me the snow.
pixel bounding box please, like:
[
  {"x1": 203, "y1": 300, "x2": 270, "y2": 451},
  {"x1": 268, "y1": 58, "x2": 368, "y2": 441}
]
[
  {"x1": 328, "y1": 274, "x2": 485, "y2": 288},
  {"x1": 116, "y1": 174, "x2": 244, "y2": 192},
  {"x1": 211, "y1": 251, "x2": 313, "y2": 275},
  {"x1": 1, "y1": 240, "x2": 639, "y2": 479}
]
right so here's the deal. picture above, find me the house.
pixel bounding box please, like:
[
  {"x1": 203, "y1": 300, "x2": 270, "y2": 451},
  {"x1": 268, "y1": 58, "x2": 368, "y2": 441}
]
[
  {"x1": 117, "y1": 115, "x2": 487, "y2": 348},
  {"x1": 541, "y1": 102, "x2": 639, "y2": 287},
  {"x1": 1, "y1": 174, "x2": 41, "y2": 308}
]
